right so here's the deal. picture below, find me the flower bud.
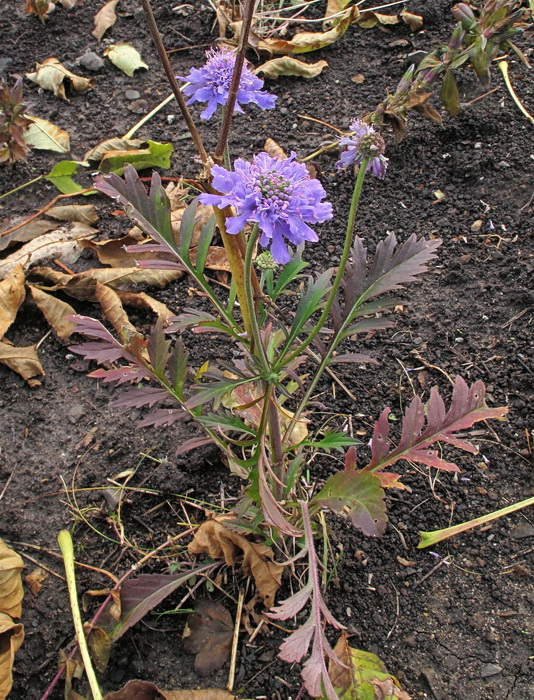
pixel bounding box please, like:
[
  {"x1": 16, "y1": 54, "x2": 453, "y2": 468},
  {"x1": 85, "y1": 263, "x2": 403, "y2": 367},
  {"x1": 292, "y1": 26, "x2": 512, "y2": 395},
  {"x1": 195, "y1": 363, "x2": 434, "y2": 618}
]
[
  {"x1": 396, "y1": 65, "x2": 415, "y2": 95},
  {"x1": 451, "y1": 3, "x2": 477, "y2": 30},
  {"x1": 448, "y1": 23, "x2": 466, "y2": 51},
  {"x1": 255, "y1": 251, "x2": 279, "y2": 270}
]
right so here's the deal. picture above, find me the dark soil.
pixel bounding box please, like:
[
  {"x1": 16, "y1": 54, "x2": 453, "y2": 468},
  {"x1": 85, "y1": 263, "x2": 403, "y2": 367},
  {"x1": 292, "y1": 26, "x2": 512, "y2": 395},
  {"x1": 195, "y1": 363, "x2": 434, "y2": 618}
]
[{"x1": 1, "y1": 1, "x2": 533, "y2": 699}]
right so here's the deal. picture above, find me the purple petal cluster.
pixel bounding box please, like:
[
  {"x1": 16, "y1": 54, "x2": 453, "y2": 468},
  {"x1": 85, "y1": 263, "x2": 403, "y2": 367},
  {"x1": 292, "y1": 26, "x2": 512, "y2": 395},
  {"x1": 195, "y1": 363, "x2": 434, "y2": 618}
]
[
  {"x1": 179, "y1": 46, "x2": 277, "y2": 120},
  {"x1": 337, "y1": 119, "x2": 388, "y2": 179},
  {"x1": 200, "y1": 152, "x2": 333, "y2": 264}
]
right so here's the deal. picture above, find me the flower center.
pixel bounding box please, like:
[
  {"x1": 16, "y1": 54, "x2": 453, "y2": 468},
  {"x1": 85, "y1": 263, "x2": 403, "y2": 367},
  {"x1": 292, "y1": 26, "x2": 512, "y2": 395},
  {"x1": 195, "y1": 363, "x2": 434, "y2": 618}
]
[
  {"x1": 358, "y1": 132, "x2": 386, "y2": 159},
  {"x1": 256, "y1": 172, "x2": 291, "y2": 209}
]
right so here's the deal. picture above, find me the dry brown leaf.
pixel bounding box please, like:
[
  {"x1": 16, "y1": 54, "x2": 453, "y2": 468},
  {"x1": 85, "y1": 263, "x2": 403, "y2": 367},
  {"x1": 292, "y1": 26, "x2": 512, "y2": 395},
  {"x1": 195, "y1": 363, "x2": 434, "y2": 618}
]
[
  {"x1": 189, "y1": 516, "x2": 283, "y2": 606},
  {"x1": 0, "y1": 340, "x2": 44, "y2": 385},
  {"x1": 27, "y1": 285, "x2": 77, "y2": 340},
  {"x1": 182, "y1": 599, "x2": 233, "y2": 677},
  {"x1": 190, "y1": 246, "x2": 230, "y2": 272},
  {"x1": 24, "y1": 567, "x2": 49, "y2": 596},
  {"x1": 401, "y1": 10, "x2": 423, "y2": 32},
  {"x1": 80, "y1": 233, "x2": 147, "y2": 267},
  {"x1": 47, "y1": 204, "x2": 98, "y2": 225},
  {"x1": 104, "y1": 679, "x2": 236, "y2": 699},
  {"x1": 24, "y1": 115, "x2": 71, "y2": 153},
  {"x1": 0, "y1": 612, "x2": 24, "y2": 699},
  {"x1": 92, "y1": 0, "x2": 120, "y2": 41},
  {"x1": 95, "y1": 282, "x2": 138, "y2": 341},
  {"x1": 0, "y1": 265, "x2": 25, "y2": 340},
  {"x1": 84, "y1": 137, "x2": 144, "y2": 163},
  {"x1": 0, "y1": 219, "x2": 58, "y2": 253},
  {"x1": 0, "y1": 539, "x2": 24, "y2": 618},
  {"x1": 114, "y1": 290, "x2": 174, "y2": 320},
  {"x1": 0, "y1": 222, "x2": 97, "y2": 279},
  {"x1": 263, "y1": 138, "x2": 288, "y2": 160},
  {"x1": 357, "y1": 11, "x2": 400, "y2": 28},
  {"x1": 26, "y1": 58, "x2": 94, "y2": 100},
  {"x1": 255, "y1": 57, "x2": 328, "y2": 79}
]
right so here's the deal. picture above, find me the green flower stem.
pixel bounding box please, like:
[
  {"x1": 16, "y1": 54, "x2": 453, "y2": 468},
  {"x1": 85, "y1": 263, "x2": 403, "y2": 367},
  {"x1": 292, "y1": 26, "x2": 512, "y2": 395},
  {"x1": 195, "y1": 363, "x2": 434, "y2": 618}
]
[
  {"x1": 58, "y1": 530, "x2": 103, "y2": 700},
  {"x1": 244, "y1": 224, "x2": 268, "y2": 368},
  {"x1": 276, "y1": 156, "x2": 369, "y2": 372}
]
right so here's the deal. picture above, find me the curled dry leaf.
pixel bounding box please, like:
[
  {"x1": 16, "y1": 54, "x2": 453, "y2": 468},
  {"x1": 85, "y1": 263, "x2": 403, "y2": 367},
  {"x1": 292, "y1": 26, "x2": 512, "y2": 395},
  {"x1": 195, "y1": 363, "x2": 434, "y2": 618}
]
[
  {"x1": 0, "y1": 222, "x2": 97, "y2": 279},
  {"x1": 0, "y1": 538, "x2": 24, "y2": 618},
  {"x1": 104, "y1": 43, "x2": 148, "y2": 77},
  {"x1": 27, "y1": 285, "x2": 77, "y2": 340},
  {"x1": 182, "y1": 599, "x2": 233, "y2": 677},
  {"x1": 26, "y1": 58, "x2": 94, "y2": 100},
  {"x1": 188, "y1": 515, "x2": 284, "y2": 606},
  {"x1": 103, "y1": 679, "x2": 236, "y2": 699},
  {"x1": 0, "y1": 264, "x2": 25, "y2": 340},
  {"x1": 94, "y1": 281, "x2": 138, "y2": 341},
  {"x1": 47, "y1": 204, "x2": 98, "y2": 225},
  {"x1": 400, "y1": 10, "x2": 423, "y2": 32},
  {"x1": 0, "y1": 219, "x2": 59, "y2": 253},
  {"x1": 0, "y1": 340, "x2": 44, "y2": 385},
  {"x1": 263, "y1": 138, "x2": 287, "y2": 160},
  {"x1": 24, "y1": 115, "x2": 70, "y2": 153},
  {"x1": 92, "y1": 0, "x2": 120, "y2": 41},
  {"x1": 24, "y1": 567, "x2": 49, "y2": 596},
  {"x1": 255, "y1": 57, "x2": 328, "y2": 79},
  {"x1": 0, "y1": 612, "x2": 24, "y2": 699},
  {"x1": 84, "y1": 137, "x2": 144, "y2": 163}
]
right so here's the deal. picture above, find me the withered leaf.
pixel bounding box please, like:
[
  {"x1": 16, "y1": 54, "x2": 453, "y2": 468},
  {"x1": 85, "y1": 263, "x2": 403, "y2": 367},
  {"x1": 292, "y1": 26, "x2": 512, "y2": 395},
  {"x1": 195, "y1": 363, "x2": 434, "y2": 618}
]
[
  {"x1": 86, "y1": 624, "x2": 111, "y2": 673},
  {"x1": 95, "y1": 282, "x2": 138, "y2": 341},
  {"x1": 24, "y1": 567, "x2": 49, "y2": 596},
  {"x1": 188, "y1": 516, "x2": 284, "y2": 606},
  {"x1": 0, "y1": 219, "x2": 58, "y2": 253},
  {"x1": 92, "y1": 0, "x2": 120, "y2": 41},
  {"x1": 103, "y1": 679, "x2": 236, "y2": 699},
  {"x1": 400, "y1": 10, "x2": 423, "y2": 31},
  {"x1": 114, "y1": 290, "x2": 174, "y2": 320},
  {"x1": 255, "y1": 57, "x2": 328, "y2": 79},
  {"x1": 26, "y1": 58, "x2": 94, "y2": 100},
  {"x1": 0, "y1": 340, "x2": 44, "y2": 385},
  {"x1": 84, "y1": 137, "x2": 144, "y2": 163},
  {"x1": 0, "y1": 612, "x2": 24, "y2": 699},
  {"x1": 263, "y1": 138, "x2": 287, "y2": 160},
  {"x1": 27, "y1": 285, "x2": 77, "y2": 340},
  {"x1": 182, "y1": 599, "x2": 233, "y2": 677},
  {"x1": 24, "y1": 116, "x2": 70, "y2": 153},
  {"x1": 0, "y1": 539, "x2": 24, "y2": 618},
  {"x1": 0, "y1": 264, "x2": 25, "y2": 340},
  {"x1": 47, "y1": 204, "x2": 98, "y2": 225}
]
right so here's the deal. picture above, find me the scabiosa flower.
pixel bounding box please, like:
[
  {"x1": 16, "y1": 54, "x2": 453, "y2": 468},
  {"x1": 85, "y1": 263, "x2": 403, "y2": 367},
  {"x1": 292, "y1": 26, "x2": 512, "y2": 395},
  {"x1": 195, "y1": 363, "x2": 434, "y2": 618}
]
[
  {"x1": 178, "y1": 46, "x2": 277, "y2": 120},
  {"x1": 199, "y1": 152, "x2": 333, "y2": 264},
  {"x1": 336, "y1": 119, "x2": 388, "y2": 179}
]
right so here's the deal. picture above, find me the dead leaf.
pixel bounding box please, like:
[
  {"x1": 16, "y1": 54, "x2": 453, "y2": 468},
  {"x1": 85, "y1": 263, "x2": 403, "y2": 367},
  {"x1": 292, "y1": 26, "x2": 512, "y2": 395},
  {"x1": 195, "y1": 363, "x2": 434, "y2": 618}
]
[
  {"x1": 92, "y1": 0, "x2": 120, "y2": 41},
  {"x1": 0, "y1": 223, "x2": 97, "y2": 279},
  {"x1": 351, "y1": 73, "x2": 365, "y2": 83},
  {"x1": 0, "y1": 219, "x2": 58, "y2": 253},
  {"x1": 263, "y1": 138, "x2": 287, "y2": 160},
  {"x1": 27, "y1": 285, "x2": 77, "y2": 340},
  {"x1": 86, "y1": 624, "x2": 111, "y2": 673},
  {"x1": 26, "y1": 58, "x2": 94, "y2": 100},
  {"x1": 104, "y1": 679, "x2": 236, "y2": 699},
  {"x1": 95, "y1": 282, "x2": 138, "y2": 341},
  {"x1": 182, "y1": 599, "x2": 233, "y2": 677},
  {"x1": 357, "y1": 11, "x2": 400, "y2": 28},
  {"x1": 114, "y1": 290, "x2": 174, "y2": 320},
  {"x1": 0, "y1": 265, "x2": 25, "y2": 340},
  {"x1": 24, "y1": 115, "x2": 70, "y2": 153},
  {"x1": 0, "y1": 340, "x2": 44, "y2": 385},
  {"x1": 192, "y1": 246, "x2": 230, "y2": 272},
  {"x1": 255, "y1": 57, "x2": 328, "y2": 79},
  {"x1": 104, "y1": 43, "x2": 148, "y2": 77},
  {"x1": 47, "y1": 205, "x2": 98, "y2": 225},
  {"x1": 24, "y1": 567, "x2": 49, "y2": 596},
  {"x1": 0, "y1": 539, "x2": 24, "y2": 618},
  {"x1": 80, "y1": 233, "x2": 146, "y2": 267},
  {"x1": 401, "y1": 10, "x2": 423, "y2": 31},
  {"x1": 0, "y1": 612, "x2": 24, "y2": 699},
  {"x1": 189, "y1": 516, "x2": 283, "y2": 606},
  {"x1": 84, "y1": 137, "x2": 144, "y2": 163}
]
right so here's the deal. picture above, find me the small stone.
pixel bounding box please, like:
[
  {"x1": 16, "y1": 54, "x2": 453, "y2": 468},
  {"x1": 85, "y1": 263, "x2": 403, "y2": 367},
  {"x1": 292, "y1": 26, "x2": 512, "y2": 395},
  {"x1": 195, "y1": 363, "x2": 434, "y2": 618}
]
[
  {"x1": 0, "y1": 57, "x2": 13, "y2": 75},
  {"x1": 510, "y1": 523, "x2": 534, "y2": 539},
  {"x1": 480, "y1": 663, "x2": 502, "y2": 678},
  {"x1": 471, "y1": 219, "x2": 483, "y2": 232},
  {"x1": 128, "y1": 98, "x2": 149, "y2": 114},
  {"x1": 125, "y1": 89, "x2": 141, "y2": 100},
  {"x1": 68, "y1": 404, "x2": 85, "y2": 424},
  {"x1": 78, "y1": 52, "x2": 104, "y2": 72},
  {"x1": 497, "y1": 160, "x2": 510, "y2": 168}
]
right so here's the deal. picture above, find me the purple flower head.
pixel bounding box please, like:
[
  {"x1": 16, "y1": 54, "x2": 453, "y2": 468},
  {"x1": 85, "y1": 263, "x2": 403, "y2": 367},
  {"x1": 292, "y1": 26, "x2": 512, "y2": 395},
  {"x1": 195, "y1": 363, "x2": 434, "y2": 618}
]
[
  {"x1": 199, "y1": 152, "x2": 333, "y2": 264},
  {"x1": 179, "y1": 46, "x2": 277, "y2": 120},
  {"x1": 336, "y1": 119, "x2": 388, "y2": 179}
]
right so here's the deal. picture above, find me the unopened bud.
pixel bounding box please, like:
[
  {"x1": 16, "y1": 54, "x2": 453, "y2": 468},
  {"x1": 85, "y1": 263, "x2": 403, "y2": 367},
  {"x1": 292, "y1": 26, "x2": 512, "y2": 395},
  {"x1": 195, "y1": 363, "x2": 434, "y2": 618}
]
[
  {"x1": 358, "y1": 131, "x2": 386, "y2": 159},
  {"x1": 396, "y1": 65, "x2": 415, "y2": 95},
  {"x1": 451, "y1": 3, "x2": 477, "y2": 30},
  {"x1": 448, "y1": 23, "x2": 466, "y2": 51},
  {"x1": 255, "y1": 251, "x2": 279, "y2": 270}
]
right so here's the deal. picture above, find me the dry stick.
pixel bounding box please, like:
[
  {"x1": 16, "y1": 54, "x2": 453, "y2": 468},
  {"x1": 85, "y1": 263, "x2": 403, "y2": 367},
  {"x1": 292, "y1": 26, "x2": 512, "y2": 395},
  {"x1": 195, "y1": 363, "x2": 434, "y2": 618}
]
[
  {"x1": 140, "y1": 0, "x2": 209, "y2": 166},
  {"x1": 227, "y1": 588, "x2": 245, "y2": 692}
]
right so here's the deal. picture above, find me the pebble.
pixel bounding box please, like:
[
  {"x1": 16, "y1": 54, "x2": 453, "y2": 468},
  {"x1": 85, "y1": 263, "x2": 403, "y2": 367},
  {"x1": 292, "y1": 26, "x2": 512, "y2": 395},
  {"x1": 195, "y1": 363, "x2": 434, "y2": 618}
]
[
  {"x1": 0, "y1": 57, "x2": 13, "y2": 74},
  {"x1": 125, "y1": 89, "x2": 141, "y2": 100},
  {"x1": 480, "y1": 663, "x2": 502, "y2": 678},
  {"x1": 497, "y1": 160, "x2": 510, "y2": 168},
  {"x1": 68, "y1": 403, "x2": 85, "y2": 424},
  {"x1": 78, "y1": 52, "x2": 104, "y2": 72},
  {"x1": 510, "y1": 523, "x2": 534, "y2": 539}
]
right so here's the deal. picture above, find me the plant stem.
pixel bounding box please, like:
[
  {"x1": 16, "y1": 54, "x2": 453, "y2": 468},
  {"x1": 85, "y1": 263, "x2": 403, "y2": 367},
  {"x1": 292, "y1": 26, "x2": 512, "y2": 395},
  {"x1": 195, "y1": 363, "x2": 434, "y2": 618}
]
[
  {"x1": 498, "y1": 60, "x2": 534, "y2": 126},
  {"x1": 244, "y1": 224, "x2": 268, "y2": 365},
  {"x1": 140, "y1": 0, "x2": 209, "y2": 166},
  {"x1": 214, "y1": 0, "x2": 256, "y2": 163},
  {"x1": 57, "y1": 530, "x2": 103, "y2": 700},
  {"x1": 122, "y1": 92, "x2": 176, "y2": 140},
  {"x1": 0, "y1": 175, "x2": 43, "y2": 201}
]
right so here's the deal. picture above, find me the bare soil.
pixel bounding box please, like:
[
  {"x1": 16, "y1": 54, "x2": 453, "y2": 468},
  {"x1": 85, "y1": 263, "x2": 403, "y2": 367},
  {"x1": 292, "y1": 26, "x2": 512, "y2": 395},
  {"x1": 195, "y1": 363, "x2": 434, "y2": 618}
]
[{"x1": 1, "y1": 1, "x2": 533, "y2": 699}]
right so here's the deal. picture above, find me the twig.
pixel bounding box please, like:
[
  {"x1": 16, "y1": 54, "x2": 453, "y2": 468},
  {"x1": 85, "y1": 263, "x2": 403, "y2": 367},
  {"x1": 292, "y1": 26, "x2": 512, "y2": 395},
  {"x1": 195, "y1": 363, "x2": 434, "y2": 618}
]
[
  {"x1": 412, "y1": 556, "x2": 451, "y2": 588},
  {"x1": 227, "y1": 588, "x2": 245, "y2": 692},
  {"x1": 17, "y1": 551, "x2": 65, "y2": 582},
  {"x1": 0, "y1": 189, "x2": 94, "y2": 237},
  {"x1": 0, "y1": 470, "x2": 14, "y2": 501}
]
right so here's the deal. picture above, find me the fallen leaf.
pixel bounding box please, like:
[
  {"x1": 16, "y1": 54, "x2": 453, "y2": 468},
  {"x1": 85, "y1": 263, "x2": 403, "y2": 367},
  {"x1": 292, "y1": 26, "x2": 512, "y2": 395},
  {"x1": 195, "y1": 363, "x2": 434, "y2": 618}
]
[
  {"x1": 0, "y1": 219, "x2": 59, "y2": 253},
  {"x1": 263, "y1": 138, "x2": 287, "y2": 160},
  {"x1": 0, "y1": 223, "x2": 97, "y2": 279},
  {"x1": 95, "y1": 282, "x2": 138, "y2": 341},
  {"x1": 104, "y1": 43, "x2": 148, "y2": 77},
  {"x1": 255, "y1": 57, "x2": 328, "y2": 79},
  {"x1": 27, "y1": 285, "x2": 77, "y2": 340},
  {"x1": 0, "y1": 539, "x2": 24, "y2": 618},
  {"x1": 26, "y1": 58, "x2": 94, "y2": 99},
  {"x1": 357, "y1": 10, "x2": 400, "y2": 28},
  {"x1": 47, "y1": 204, "x2": 98, "y2": 225},
  {"x1": 351, "y1": 73, "x2": 365, "y2": 83},
  {"x1": 0, "y1": 340, "x2": 44, "y2": 385},
  {"x1": 329, "y1": 633, "x2": 411, "y2": 699},
  {"x1": 86, "y1": 624, "x2": 111, "y2": 673},
  {"x1": 84, "y1": 137, "x2": 144, "y2": 163},
  {"x1": 92, "y1": 0, "x2": 120, "y2": 41},
  {"x1": 104, "y1": 679, "x2": 236, "y2": 699},
  {"x1": 401, "y1": 10, "x2": 423, "y2": 31},
  {"x1": 45, "y1": 160, "x2": 86, "y2": 194},
  {"x1": 0, "y1": 265, "x2": 25, "y2": 340},
  {"x1": 189, "y1": 515, "x2": 283, "y2": 606},
  {"x1": 24, "y1": 116, "x2": 70, "y2": 153},
  {"x1": 98, "y1": 140, "x2": 173, "y2": 175},
  {"x1": 0, "y1": 612, "x2": 24, "y2": 699},
  {"x1": 24, "y1": 567, "x2": 49, "y2": 596},
  {"x1": 114, "y1": 290, "x2": 174, "y2": 320},
  {"x1": 182, "y1": 599, "x2": 233, "y2": 677}
]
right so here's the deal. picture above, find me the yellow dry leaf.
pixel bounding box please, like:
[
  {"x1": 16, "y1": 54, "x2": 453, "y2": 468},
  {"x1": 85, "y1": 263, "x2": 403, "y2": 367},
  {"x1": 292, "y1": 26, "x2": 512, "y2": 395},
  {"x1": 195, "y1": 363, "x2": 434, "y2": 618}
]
[
  {"x1": 263, "y1": 138, "x2": 288, "y2": 160},
  {"x1": 24, "y1": 567, "x2": 49, "y2": 596},
  {"x1": 0, "y1": 612, "x2": 24, "y2": 699},
  {"x1": 27, "y1": 285, "x2": 77, "y2": 340},
  {"x1": 0, "y1": 264, "x2": 25, "y2": 340},
  {"x1": 26, "y1": 57, "x2": 94, "y2": 100},
  {"x1": 92, "y1": 0, "x2": 120, "y2": 41},
  {"x1": 189, "y1": 516, "x2": 284, "y2": 606},
  {"x1": 0, "y1": 539, "x2": 24, "y2": 618},
  {"x1": 104, "y1": 679, "x2": 236, "y2": 699},
  {"x1": 0, "y1": 340, "x2": 44, "y2": 385},
  {"x1": 94, "y1": 282, "x2": 138, "y2": 341}
]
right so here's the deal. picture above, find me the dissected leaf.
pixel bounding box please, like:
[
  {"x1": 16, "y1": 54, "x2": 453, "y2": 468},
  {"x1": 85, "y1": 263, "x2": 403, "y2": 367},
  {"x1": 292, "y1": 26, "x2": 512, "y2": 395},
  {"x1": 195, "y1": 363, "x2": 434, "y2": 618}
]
[
  {"x1": 26, "y1": 58, "x2": 94, "y2": 99},
  {"x1": 47, "y1": 204, "x2": 98, "y2": 225},
  {"x1": 27, "y1": 285, "x2": 77, "y2": 340},
  {"x1": 92, "y1": 0, "x2": 120, "y2": 41},
  {"x1": 24, "y1": 115, "x2": 70, "y2": 153},
  {"x1": 0, "y1": 612, "x2": 24, "y2": 699},
  {"x1": 104, "y1": 679, "x2": 237, "y2": 699},
  {"x1": 104, "y1": 43, "x2": 149, "y2": 77},
  {"x1": 98, "y1": 140, "x2": 173, "y2": 175},
  {"x1": 189, "y1": 515, "x2": 284, "y2": 606},
  {"x1": 255, "y1": 57, "x2": 328, "y2": 79},
  {"x1": 0, "y1": 223, "x2": 96, "y2": 279},
  {"x1": 0, "y1": 539, "x2": 24, "y2": 618},
  {"x1": 0, "y1": 264, "x2": 25, "y2": 339},
  {"x1": 0, "y1": 340, "x2": 44, "y2": 384},
  {"x1": 45, "y1": 160, "x2": 85, "y2": 194},
  {"x1": 329, "y1": 633, "x2": 411, "y2": 699},
  {"x1": 84, "y1": 137, "x2": 144, "y2": 163},
  {"x1": 182, "y1": 599, "x2": 233, "y2": 677}
]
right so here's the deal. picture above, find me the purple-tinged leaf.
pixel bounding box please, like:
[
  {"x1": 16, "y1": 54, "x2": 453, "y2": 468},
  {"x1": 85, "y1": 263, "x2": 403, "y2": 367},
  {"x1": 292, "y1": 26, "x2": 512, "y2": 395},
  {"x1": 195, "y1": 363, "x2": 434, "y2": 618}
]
[
  {"x1": 137, "y1": 259, "x2": 185, "y2": 270},
  {"x1": 258, "y1": 448, "x2": 303, "y2": 537},
  {"x1": 302, "y1": 640, "x2": 340, "y2": 700},
  {"x1": 147, "y1": 318, "x2": 171, "y2": 378},
  {"x1": 125, "y1": 243, "x2": 168, "y2": 254},
  {"x1": 112, "y1": 387, "x2": 170, "y2": 408},
  {"x1": 368, "y1": 408, "x2": 392, "y2": 469},
  {"x1": 182, "y1": 598, "x2": 233, "y2": 677},
  {"x1": 175, "y1": 436, "x2": 214, "y2": 456},
  {"x1": 313, "y1": 471, "x2": 387, "y2": 537},
  {"x1": 68, "y1": 314, "x2": 118, "y2": 343},
  {"x1": 277, "y1": 618, "x2": 314, "y2": 663},
  {"x1": 167, "y1": 308, "x2": 216, "y2": 334},
  {"x1": 268, "y1": 584, "x2": 312, "y2": 622},
  {"x1": 89, "y1": 365, "x2": 150, "y2": 386},
  {"x1": 70, "y1": 341, "x2": 125, "y2": 363},
  {"x1": 138, "y1": 408, "x2": 187, "y2": 428},
  {"x1": 328, "y1": 352, "x2": 378, "y2": 365}
]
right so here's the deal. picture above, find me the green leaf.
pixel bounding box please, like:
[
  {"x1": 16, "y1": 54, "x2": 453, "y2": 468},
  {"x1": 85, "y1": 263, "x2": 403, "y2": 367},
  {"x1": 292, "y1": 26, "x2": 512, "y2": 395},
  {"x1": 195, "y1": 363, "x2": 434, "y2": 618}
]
[
  {"x1": 286, "y1": 269, "x2": 331, "y2": 346},
  {"x1": 98, "y1": 140, "x2": 173, "y2": 175},
  {"x1": 45, "y1": 160, "x2": 84, "y2": 194},
  {"x1": 313, "y1": 471, "x2": 387, "y2": 537},
  {"x1": 440, "y1": 70, "x2": 460, "y2": 117},
  {"x1": 104, "y1": 43, "x2": 148, "y2": 77},
  {"x1": 272, "y1": 249, "x2": 308, "y2": 300},
  {"x1": 195, "y1": 216, "x2": 216, "y2": 274},
  {"x1": 301, "y1": 430, "x2": 360, "y2": 453}
]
